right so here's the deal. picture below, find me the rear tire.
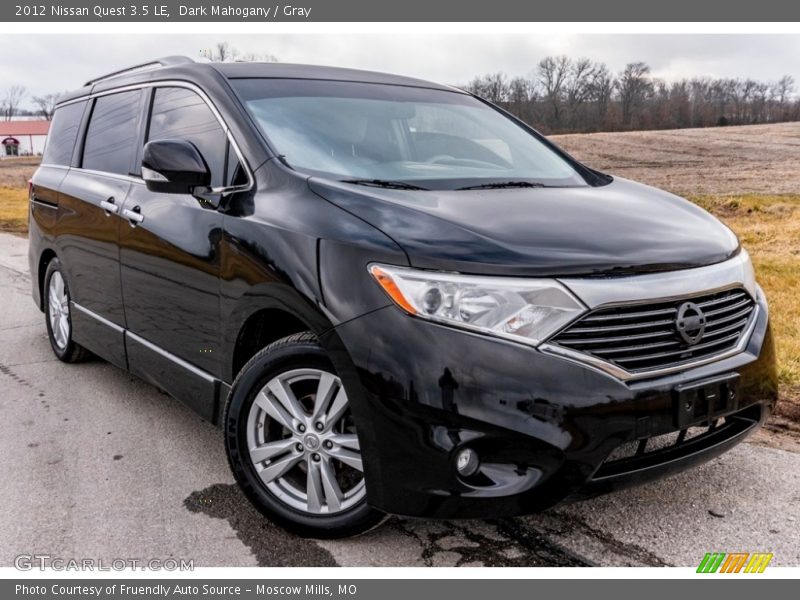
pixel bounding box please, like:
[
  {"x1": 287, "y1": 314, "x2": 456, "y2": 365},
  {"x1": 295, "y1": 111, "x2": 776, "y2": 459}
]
[
  {"x1": 224, "y1": 332, "x2": 384, "y2": 539},
  {"x1": 43, "y1": 257, "x2": 91, "y2": 363}
]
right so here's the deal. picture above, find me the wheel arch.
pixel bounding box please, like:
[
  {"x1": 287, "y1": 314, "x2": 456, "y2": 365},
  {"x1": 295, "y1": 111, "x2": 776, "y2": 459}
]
[
  {"x1": 36, "y1": 248, "x2": 58, "y2": 311},
  {"x1": 226, "y1": 284, "x2": 339, "y2": 383}
]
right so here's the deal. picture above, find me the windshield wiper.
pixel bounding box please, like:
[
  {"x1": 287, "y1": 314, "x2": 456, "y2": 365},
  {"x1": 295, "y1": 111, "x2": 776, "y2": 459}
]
[
  {"x1": 341, "y1": 178, "x2": 430, "y2": 191},
  {"x1": 457, "y1": 181, "x2": 547, "y2": 190}
]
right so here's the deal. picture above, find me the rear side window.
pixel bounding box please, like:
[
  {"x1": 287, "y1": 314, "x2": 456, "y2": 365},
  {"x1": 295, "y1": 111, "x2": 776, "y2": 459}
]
[
  {"x1": 148, "y1": 87, "x2": 230, "y2": 188},
  {"x1": 82, "y1": 90, "x2": 142, "y2": 175},
  {"x1": 42, "y1": 101, "x2": 86, "y2": 166}
]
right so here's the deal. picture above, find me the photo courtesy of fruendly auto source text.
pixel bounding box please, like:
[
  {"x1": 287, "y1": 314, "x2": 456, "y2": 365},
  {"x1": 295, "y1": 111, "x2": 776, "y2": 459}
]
[{"x1": 0, "y1": 0, "x2": 798, "y2": 596}]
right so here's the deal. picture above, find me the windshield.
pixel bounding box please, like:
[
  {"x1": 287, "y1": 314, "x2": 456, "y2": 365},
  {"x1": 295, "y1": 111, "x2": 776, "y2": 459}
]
[{"x1": 232, "y1": 78, "x2": 589, "y2": 190}]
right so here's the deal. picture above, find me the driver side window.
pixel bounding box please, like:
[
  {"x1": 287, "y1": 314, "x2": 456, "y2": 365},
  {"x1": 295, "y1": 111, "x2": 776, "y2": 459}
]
[{"x1": 148, "y1": 87, "x2": 240, "y2": 188}]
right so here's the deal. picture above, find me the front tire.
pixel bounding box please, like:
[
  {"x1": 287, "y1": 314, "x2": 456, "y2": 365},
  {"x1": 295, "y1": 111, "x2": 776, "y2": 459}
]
[
  {"x1": 224, "y1": 332, "x2": 384, "y2": 538},
  {"x1": 43, "y1": 257, "x2": 91, "y2": 363}
]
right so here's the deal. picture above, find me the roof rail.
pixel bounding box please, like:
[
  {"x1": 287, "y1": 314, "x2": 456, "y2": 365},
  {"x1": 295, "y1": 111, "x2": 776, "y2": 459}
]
[{"x1": 84, "y1": 56, "x2": 195, "y2": 87}]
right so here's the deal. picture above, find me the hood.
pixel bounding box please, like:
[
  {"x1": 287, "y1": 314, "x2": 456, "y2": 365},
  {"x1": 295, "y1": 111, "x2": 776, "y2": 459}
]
[{"x1": 308, "y1": 177, "x2": 740, "y2": 277}]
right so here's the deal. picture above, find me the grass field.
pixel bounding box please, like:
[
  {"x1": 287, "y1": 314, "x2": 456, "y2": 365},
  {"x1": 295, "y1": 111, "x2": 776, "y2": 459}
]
[
  {"x1": 0, "y1": 186, "x2": 27, "y2": 233},
  {"x1": 1, "y1": 123, "x2": 798, "y2": 422},
  {"x1": 0, "y1": 157, "x2": 36, "y2": 234}
]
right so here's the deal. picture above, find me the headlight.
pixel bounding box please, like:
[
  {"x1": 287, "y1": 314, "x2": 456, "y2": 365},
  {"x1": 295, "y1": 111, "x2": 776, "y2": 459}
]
[{"x1": 369, "y1": 264, "x2": 586, "y2": 346}]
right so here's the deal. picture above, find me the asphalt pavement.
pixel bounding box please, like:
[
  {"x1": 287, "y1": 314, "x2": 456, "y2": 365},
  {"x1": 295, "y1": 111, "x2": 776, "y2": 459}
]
[{"x1": 1, "y1": 231, "x2": 798, "y2": 568}]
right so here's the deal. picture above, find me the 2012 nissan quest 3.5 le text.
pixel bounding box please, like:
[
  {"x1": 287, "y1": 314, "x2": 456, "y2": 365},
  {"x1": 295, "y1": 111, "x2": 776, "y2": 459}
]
[{"x1": 29, "y1": 57, "x2": 777, "y2": 538}]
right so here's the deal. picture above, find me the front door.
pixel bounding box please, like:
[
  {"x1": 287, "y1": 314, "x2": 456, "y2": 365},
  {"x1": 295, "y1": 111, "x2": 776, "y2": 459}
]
[{"x1": 119, "y1": 86, "x2": 234, "y2": 420}]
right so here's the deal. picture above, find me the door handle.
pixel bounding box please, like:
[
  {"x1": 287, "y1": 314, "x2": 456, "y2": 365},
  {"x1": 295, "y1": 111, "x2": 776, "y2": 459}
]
[
  {"x1": 100, "y1": 197, "x2": 118, "y2": 215},
  {"x1": 121, "y1": 206, "x2": 144, "y2": 226}
]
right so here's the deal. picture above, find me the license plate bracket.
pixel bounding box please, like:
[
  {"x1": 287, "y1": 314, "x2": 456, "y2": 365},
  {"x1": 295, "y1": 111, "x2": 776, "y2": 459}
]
[{"x1": 673, "y1": 373, "x2": 740, "y2": 428}]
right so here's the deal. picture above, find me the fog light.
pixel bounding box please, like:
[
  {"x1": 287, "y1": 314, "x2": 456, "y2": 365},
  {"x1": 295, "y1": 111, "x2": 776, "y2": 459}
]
[{"x1": 455, "y1": 448, "x2": 479, "y2": 477}]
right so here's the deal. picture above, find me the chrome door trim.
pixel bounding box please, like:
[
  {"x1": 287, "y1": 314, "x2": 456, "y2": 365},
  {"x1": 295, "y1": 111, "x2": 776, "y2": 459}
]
[
  {"x1": 70, "y1": 301, "x2": 216, "y2": 384},
  {"x1": 71, "y1": 301, "x2": 125, "y2": 333},
  {"x1": 125, "y1": 330, "x2": 216, "y2": 383},
  {"x1": 55, "y1": 80, "x2": 255, "y2": 195}
]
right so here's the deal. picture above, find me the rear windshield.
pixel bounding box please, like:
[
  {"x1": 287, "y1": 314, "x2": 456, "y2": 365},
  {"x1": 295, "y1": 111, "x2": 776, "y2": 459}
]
[{"x1": 232, "y1": 78, "x2": 588, "y2": 190}]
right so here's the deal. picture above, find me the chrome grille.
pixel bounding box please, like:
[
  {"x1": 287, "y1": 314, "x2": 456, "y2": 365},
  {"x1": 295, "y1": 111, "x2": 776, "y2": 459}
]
[{"x1": 551, "y1": 288, "x2": 756, "y2": 375}]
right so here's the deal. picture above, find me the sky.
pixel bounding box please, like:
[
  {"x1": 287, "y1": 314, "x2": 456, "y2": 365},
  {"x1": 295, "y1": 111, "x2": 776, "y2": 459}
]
[{"x1": 2, "y1": 34, "x2": 800, "y2": 109}]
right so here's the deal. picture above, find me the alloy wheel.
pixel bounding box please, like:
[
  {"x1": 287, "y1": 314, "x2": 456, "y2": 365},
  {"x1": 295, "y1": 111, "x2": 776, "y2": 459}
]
[
  {"x1": 245, "y1": 368, "x2": 366, "y2": 515},
  {"x1": 48, "y1": 271, "x2": 70, "y2": 350}
]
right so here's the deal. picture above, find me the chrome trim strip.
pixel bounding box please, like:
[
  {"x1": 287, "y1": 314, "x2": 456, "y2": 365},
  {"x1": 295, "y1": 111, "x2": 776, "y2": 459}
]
[
  {"x1": 541, "y1": 304, "x2": 760, "y2": 382},
  {"x1": 70, "y1": 301, "x2": 124, "y2": 333},
  {"x1": 556, "y1": 250, "x2": 756, "y2": 310},
  {"x1": 70, "y1": 168, "x2": 141, "y2": 185},
  {"x1": 55, "y1": 80, "x2": 255, "y2": 195},
  {"x1": 126, "y1": 330, "x2": 216, "y2": 383},
  {"x1": 31, "y1": 199, "x2": 58, "y2": 210},
  {"x1": 70, "y1": 302, "x2": 216, "y2": 383}
]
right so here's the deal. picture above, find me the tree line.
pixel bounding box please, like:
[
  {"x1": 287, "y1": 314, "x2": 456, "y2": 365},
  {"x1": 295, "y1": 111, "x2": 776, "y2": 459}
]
[
  {"x1": 3, "y1": 49, "x2": 798, "y2": 134},
  {"x1": 463, "y1": 56, "x2": 799, "y2": 133}
]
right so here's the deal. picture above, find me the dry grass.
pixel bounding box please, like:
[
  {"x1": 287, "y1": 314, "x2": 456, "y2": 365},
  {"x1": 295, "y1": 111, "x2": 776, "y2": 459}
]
[
  {"x1": 0, "y1": 187, "x2": 28, "y2": 233},
  {"x1": 0, "y1": 156, "x2": 39, "y2": 188},
  {"x1": 551, "y1": 122, "x2": 800, "y2": 197},
  {"x1": 0, "y1": 157, "x2": 38, "y2": 234},
  {"x1": 691, "y1": 195, "x2": 800, "y2": 387}
]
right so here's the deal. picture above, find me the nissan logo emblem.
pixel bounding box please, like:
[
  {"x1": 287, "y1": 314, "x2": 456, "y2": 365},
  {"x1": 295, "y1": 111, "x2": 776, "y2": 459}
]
[{"x1": 675, "y1": 302, "x2": 706, "y2": 345}]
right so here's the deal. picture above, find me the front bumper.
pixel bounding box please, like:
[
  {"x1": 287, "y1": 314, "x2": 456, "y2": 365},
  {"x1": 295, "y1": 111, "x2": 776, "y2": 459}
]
[{"x1": 321, "y1": 291, "x2": 777, "y2": 519}]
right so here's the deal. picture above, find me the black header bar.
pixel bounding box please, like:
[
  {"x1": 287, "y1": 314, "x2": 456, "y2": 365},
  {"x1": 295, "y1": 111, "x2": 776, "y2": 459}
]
[{"x1": 5, "y1": 0, "x2": 800, "y2": 22}]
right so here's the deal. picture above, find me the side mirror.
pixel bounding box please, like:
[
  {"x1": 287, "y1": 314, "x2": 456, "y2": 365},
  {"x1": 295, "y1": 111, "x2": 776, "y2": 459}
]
[{"x1": 142, "y1": 139, "x2": 211, "y2": 194}]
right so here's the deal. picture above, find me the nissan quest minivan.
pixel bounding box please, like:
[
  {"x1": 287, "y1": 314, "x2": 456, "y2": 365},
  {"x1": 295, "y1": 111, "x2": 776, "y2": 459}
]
[{"x1": 29, "y1": 57, "x2": 777, "y2": 538}]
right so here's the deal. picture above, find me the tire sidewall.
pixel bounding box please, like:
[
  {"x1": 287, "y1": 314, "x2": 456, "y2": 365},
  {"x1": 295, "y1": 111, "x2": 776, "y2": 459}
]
[
  {"x1": 224, "y1": 336, "x2": 380, "y2": 538},
  {"x1": 44, "y1": 258, "x2": 75, "y2": 361}
]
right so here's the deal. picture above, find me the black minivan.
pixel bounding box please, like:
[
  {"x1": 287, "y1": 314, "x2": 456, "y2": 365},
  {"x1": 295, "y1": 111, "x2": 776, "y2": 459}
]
[{"x1": 29, "y1": 56, "x2": 777, "y2": 538}]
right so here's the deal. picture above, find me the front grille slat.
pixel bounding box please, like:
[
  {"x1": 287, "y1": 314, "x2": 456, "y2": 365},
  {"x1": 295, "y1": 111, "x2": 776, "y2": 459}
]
[
  {"x1": 557, "y1": 328, "x2": 676, "y2": 346},
  {"x1": 581, "y1": 306, "x2": 678, "y2": 323},
  {"x1": 703, "y1": 306, "x2": 754, "y2": 329},
  {"x1": 563, "y1": 318, "x2": 676, "y2": 334},
  {"x1": 551, "y1": 288, "x2": 756, "y2": 375},
  {"x1": 591, "y1": 338, "x2": 684, "y2": 356},
  {"x1": 696, "y1": 291, "x2": 746, "y2": 309},
  {"x1": 616, "y1": 332, "x2": 741, "y2": 364},
  {"x1": 703, "y1": 298, "x2": 753, "y2": 318}
]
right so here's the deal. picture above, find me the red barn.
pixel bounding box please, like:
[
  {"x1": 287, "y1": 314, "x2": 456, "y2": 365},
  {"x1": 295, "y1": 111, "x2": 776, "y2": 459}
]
[{"x1": 0, "y1": 120, "x2": 50, "y2": 157}]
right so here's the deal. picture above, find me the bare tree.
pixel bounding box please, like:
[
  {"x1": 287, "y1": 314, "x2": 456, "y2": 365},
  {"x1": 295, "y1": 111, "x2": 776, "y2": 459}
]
[
  {"x1": 204, "y1": 42, "x2": 278, "y2": 63},
  {"x1": 239, "y1": 52, "x2": 279, "y2": 63},
  {"x1": 2, "y1": 86, "x2": 26, "y2": 120},
  {"x1": 31, "y1": 93, "x2": 61, "y2": 120},
  {"x1": 465, "y1": 72, "x2": 509, "y2": 105},
  {"x1": 587, "y1": 64, "x2": 614, "y2": 128},
  {"x1": 618, "y1": 62, "x2": 652, "y2": 127},
  {"x1": 771, "y1": 75, "x2": 795, "y2": 120},
  {"x1": 537, "y1": 55, "x2": 571, "y2": 129},
  {"x1": 774, "y1": 75, "x2": 795, "y2": 104},
  {"x1": 508, "y1": 76, "x2": 538, "y2": 124},
  {"x1": 564, "y1": 58, "x2": 596, "y2": 129},
  {"x1": 211, "y1": 42, "x2": 239, "y2": 62}
]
